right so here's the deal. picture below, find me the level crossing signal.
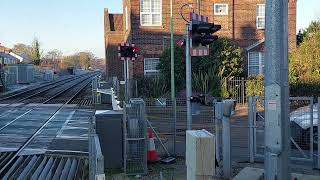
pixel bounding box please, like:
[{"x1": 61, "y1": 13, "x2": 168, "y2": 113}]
[{"x1": 118, "y1": 43, "x2": 138, "y2": 61}]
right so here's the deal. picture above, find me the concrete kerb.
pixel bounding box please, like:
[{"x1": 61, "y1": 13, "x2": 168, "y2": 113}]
[{"x1": 233, "y1": 167, "x2": 320, "y2": 180}]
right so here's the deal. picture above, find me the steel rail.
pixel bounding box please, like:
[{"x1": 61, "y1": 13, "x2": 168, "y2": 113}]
[
  {"x1": 0, "y1": 73, "x2": 96, "y2": 114},
  {"x1": 0, "y1": 76, "x2": 94, "y2": 177},
  {"x1": 0, "y1": 73, "x2": 94, "y2": 102},
  {"x1": 0, "y1": 74, "x2": 96, "y2": 132}
]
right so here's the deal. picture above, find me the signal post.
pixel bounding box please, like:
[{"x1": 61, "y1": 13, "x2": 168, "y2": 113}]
[
  {"x1": 185, "y1": 13, "x2": 221, "y2": 130},
  {"x1": 118, "y1": 43, "x2": 138, "y2": 103}
]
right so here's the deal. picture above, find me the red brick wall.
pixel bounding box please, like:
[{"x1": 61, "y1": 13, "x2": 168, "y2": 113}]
[
  {"x1": 105, "y1": 9, "x2": 125, "y2": 79},
  {"x1": 105, "y1": 0, "x2": 297, "y2": 78}
]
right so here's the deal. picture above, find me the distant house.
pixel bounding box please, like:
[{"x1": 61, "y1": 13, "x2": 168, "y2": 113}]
[
  {"x1": 0, "y1": 45, "x2": 23, "y2": 65},
  {"x1": 105, "y1": 0, "x2": 297, "y2": 79}
]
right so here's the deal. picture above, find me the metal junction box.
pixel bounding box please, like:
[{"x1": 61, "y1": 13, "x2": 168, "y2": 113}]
[{"x1": 95, "y1": 110, "x2": 123, "y2": 169}]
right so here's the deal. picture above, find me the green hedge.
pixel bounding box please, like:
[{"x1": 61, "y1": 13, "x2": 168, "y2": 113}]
[
  {"x1": 245, "y1": 75, "x2": 320, "y2": 97},
  {"x1": 245, "y1": 75, "x2": 264, "y2": 97},
  {"x1": 290, "y1": 81, "x2": 320, "y2": 97}
]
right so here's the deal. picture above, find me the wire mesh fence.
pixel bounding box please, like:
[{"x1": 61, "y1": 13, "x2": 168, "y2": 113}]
[
  {"x1": 124, "y1": 99, "x2": 147, "y2": 175},
  {"x1": 289, "y1": 97, "x2": 314, "y2": 161},
  {"x1": 124, "y1": 96, "x2": 319, "y2": 172},
  {"x1": 250, "y1": 96, "x2": 316, "y2": 163},
  {"x1": 144, "y1": 98, "x2": 214, "y2": 157}
]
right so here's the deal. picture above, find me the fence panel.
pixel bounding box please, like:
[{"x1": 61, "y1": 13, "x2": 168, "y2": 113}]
[
  {"x1": 124, "y1": 99, "x2": 148, "y2": 175},
  {"x1": 144, "y1": 98, "x2": 214, "y2": 157},
  {"x1": 227, "y1": 77, "x2": 246, "y2": 105},
  {"x1": 251, "y1": 96, "x2": 314, "y2": 163}
]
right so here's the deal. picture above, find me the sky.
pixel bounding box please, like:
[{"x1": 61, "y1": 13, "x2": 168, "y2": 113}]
[{"x1": 0, "y1": 0, "x2": 319, "y2": 58}]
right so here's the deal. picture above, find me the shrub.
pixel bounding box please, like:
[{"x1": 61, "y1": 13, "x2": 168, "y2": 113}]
[
  {"x1": 245, "y1": 75, "x2": 264, "y2": 97},
  {"x1": 135, "y1": 75, "x2": 169, "y2": 98},
  {"x1": 290, "y1": 81, "x2": 320, "y2": 97},
  {"x1": 158, "y1": 38, "x2": 243, "y2": 94}
]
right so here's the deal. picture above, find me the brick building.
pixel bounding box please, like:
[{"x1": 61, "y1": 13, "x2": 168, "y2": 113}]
[{"x1": 105, "y1": 0, "x2": 296, "y2": 79}]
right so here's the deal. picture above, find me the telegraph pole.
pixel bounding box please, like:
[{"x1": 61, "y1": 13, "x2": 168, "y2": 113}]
[{"x1": 264, "y1": 0, "x2": 290, "y2": 179}]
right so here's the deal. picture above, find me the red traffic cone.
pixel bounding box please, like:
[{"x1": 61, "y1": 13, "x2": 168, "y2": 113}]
[{"x1": 147, "y1": 128, "x2": 160, "y2": 162}]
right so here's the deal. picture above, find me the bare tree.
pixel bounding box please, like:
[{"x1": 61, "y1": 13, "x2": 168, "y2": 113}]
[
  {"x1": 44, "y1": 49, "x2": 63, "y2": 70},
  {"x1": 12, "y1": 43, "x2": 32, "y2": 61}
]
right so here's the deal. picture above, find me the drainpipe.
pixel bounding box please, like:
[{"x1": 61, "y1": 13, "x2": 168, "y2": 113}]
[{"x1": 232, "y1": 0, "x2": 235, "y2": 39}]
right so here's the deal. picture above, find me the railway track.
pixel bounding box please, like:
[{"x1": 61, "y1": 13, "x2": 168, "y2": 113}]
[
  {"x1": 0, "y1": 73, "x2": 96, "y2": 105},
  {"x1": 0, "y1": 72, "x2": 98, "y2": 179}
]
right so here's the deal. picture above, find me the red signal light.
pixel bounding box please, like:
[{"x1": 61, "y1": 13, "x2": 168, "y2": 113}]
[{"x1": 133, "y1": 47, "x2": 138, "y2": 53}]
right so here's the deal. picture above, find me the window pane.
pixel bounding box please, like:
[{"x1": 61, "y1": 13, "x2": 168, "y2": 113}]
[
  {"x1": 257, "y1": 17, "x2": 265, "y2": 28},
  {"x1": 249, "y1": 52, "x2": 259, "y2": 66},
  {"x1": 145, "y1": 71, "x2": 160, "y2": 76},
  {"x1": 141, "y1": 0, "x2": 151, "y2": 13},
  {"x1": 249, "y1": 66, "x2": 259, "y2": 76},
  {"x1": 151, "y1": 0, "x2": 161, "y2": 13},
  {"x1": 152, "y1": 14, "x2": 161, "y2": 25},
  {"x1": 256, "y1": 4, "x2": 265, "y2": 16},
  {"x1": 215, "y1": 5, "x2": 227, "y2": 15},
  {"x1": 260, "y1": 53, "x2": 265, "y2": 65},
  {"x1": 144, "y1": 58, "x2": 160, "y2": 71},
  {"x1": 141, "y1": 14, "x2": 151, "y2": 25}
]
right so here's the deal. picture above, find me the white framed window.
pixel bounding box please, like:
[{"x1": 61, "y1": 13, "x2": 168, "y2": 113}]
[
  {"x1": 214, "y1": 4, "x2": 228, "y2": 15},
  {"x1": 144, "y1": 58, "x2": 160, "y2": 76},
  {"x1": 248, "y1": 52, "x2": 264, "y2": 76},
  {"x1": 256, "y1": 4, "x2": 265, "y2": 29},
  {"x1": 140, "y1": 0, "x2": 162, "y2": 26},
  {"x1": 125, "y1": 6, "x2": 128, "y2": 31}
]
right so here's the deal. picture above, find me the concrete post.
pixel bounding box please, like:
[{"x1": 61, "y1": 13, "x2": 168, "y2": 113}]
[
  {"x1": 248, "y1": 96, "x2": 255, "y2": 163},
  {"x1": 264, "y1": 0, "x2": 290, "y2": 179},
  {"x1": 221, "y1": 100, "x2": 235, "y2": 179},
  {"x1": 214, "y1": 101, "x2": 222, "y2": 162},
  {"x1": 222, "y1": 115, "x2": 231, "y2": 178}
]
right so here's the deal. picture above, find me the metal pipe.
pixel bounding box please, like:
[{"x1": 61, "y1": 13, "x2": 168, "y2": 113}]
[
  {"x1": 170, "y1": 0, "x2": 177, "y2": 156},
  {"x1": 124, "y1": 60, "x2": 128, "y2": 103},
  {"x1": 126, "y1": 59, "x2": 129, "y2": 100},
  {"x1": 186, "y1": 24, "x2": 192, "y2": 130}
]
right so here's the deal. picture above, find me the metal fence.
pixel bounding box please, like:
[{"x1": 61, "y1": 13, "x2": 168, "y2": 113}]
[
  {"x1": 144, "y1": 98, "x2": 214, "y2": 157},
  {"x1": 248, "y1": 96, "x2": 320, "y2": 167},
  {"x1": 227, "y1": 77, "x2": 246, "y2": 105},
  {"x1": 122, "y1": 95, "x2": 320, "y2": 173},
  {"x1": 124, "y1": 99, "x2": 148, "y2": 175}
]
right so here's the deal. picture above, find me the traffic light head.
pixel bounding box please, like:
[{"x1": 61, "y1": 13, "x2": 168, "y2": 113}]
[{"x1": 192, "y1": 23, "x2": 221, "y2": 47}]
